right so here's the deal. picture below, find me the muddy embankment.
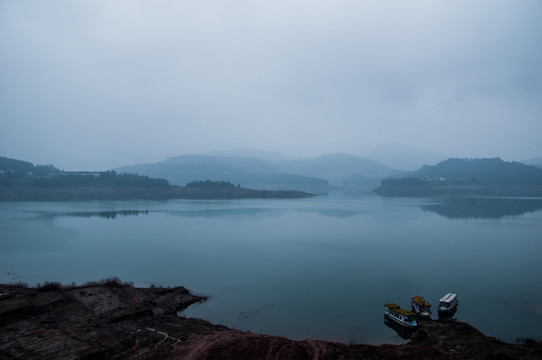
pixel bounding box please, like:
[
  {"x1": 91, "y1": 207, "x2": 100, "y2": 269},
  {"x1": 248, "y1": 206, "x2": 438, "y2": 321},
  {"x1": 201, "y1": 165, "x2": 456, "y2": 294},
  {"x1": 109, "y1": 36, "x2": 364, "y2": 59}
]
[{"x1": 1, "y1": 281, "x2": 540, "y2": 359}]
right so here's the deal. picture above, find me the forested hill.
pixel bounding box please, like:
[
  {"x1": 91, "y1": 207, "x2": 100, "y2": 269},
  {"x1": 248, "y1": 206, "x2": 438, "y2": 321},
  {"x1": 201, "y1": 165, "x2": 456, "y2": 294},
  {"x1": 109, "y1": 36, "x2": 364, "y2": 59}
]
[
  {"x1": 0, "y1": 156, "x2": 61, "y2": 177},
  {"x1": 374, "y1": 158, "x2": 542, "y2": 196},
  {"x1": 411, "y1": 158, "x2": 542, "y2": 185},
  {"x1": 0, "y1": 156, "x2": 170, "y2": 188},
  {"x1": 0, "y1": 156, "x2": 314, "y2": 200}
]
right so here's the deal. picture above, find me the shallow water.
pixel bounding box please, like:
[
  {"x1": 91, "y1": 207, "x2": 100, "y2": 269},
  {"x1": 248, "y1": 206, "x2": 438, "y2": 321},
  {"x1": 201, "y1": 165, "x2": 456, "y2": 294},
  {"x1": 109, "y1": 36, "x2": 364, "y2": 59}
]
[{"x1": 1, "y1": 194, "x2": 541, "y2": 344}]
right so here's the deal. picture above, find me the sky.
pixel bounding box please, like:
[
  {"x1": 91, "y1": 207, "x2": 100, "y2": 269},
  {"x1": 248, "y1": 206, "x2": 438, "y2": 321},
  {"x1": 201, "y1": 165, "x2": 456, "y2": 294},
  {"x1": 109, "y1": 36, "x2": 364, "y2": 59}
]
[{"x1": 1, "y1": 0, "x2": 541, "y2": 170}]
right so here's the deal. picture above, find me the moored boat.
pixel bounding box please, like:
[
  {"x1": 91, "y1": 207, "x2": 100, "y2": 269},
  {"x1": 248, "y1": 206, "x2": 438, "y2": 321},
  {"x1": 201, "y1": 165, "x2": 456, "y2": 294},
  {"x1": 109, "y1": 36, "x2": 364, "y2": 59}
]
[
  {"x1": 438, "y1": 293, "x2": 458, "y2": 313},
  {"x1": 411, "y1": 296, "x2": 432, "y2": 318},
  {"x1": 383, "y1": 316, "x2": 416, "y2": 340},
  {"x1": 384, "y1": 303, "x2": 417, "y2": 328}
]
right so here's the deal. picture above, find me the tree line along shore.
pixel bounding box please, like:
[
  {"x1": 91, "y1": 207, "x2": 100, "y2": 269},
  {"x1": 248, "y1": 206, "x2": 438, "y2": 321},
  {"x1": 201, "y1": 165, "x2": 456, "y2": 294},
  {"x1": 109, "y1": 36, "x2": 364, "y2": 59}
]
[{"x1": 0, "y1": 157, "x2": 314, "y2": 200}]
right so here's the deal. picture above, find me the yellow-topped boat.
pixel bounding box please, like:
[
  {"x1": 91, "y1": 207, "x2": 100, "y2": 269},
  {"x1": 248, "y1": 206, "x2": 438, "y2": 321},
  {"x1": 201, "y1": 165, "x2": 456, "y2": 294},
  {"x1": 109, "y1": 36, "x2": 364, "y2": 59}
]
[
  {"x1": 411, "y1": 296, "x2": 432, "y2": 318},
  {"x1": 384, "y1": 303, "x2": 418, "y2": 328}
]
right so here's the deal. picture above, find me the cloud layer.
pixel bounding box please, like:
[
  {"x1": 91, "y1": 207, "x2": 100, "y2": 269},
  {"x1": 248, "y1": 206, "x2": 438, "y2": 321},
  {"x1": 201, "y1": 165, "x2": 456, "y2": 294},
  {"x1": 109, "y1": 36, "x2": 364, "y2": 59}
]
[{"x1": 1, "y1": 1, "x2": 541, "y2": 169}]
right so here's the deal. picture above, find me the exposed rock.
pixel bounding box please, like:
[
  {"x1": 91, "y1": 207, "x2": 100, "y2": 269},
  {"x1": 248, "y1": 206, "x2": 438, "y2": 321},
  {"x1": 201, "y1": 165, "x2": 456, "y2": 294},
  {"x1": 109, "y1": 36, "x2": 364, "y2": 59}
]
[{"x1": 1, "y1": 283, "x2": 541, "y2": 359}]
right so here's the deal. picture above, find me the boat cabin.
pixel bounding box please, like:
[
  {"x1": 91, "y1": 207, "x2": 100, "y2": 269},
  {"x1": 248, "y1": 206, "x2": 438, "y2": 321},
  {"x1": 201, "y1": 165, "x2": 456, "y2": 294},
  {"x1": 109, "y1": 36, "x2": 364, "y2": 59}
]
[
  {"x1": 411, "y1": 296, "x2": 431, "y2": 317},
  {"x1": 384, "y1": 303, "x2": 417, "y2": 328},
  {"x1": 438, "y1": 293, "x2": 458, "y2": 312}
]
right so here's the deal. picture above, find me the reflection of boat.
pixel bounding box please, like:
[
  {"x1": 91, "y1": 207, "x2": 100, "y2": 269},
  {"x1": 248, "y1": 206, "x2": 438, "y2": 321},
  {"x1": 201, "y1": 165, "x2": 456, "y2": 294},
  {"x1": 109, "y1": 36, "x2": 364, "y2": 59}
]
[
  {"x1": 438, "y1": 293, "x2": 458, "y2": 313},
  {"x1": 411, "y1": 296, "x2": 432, "y2": 319},
  {"x1": 384, "y1": 315, "x2": 416, "y2": 340},
  {"x1": 384, "y1": 303, "x2": 417, "y2": 328}
]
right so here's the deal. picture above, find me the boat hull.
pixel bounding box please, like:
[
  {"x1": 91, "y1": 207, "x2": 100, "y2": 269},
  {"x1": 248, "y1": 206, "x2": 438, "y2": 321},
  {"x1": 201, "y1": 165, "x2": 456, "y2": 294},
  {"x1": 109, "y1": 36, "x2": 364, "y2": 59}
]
[
  {"x1": 438, "y1": 301, "x2": 458, "y2": 313},
  {"x1": 384, "y1": 312, "x2": 417, "y2": 328},
  {"x1": 383, "y1": 316, "x2": 416, "y2": 339},
  {"x1": 438, "y1": 307, "x2": 457, "y2": 321},
  {"x1": 413, "y1": 310, "x2": 431, "y2": 319}
]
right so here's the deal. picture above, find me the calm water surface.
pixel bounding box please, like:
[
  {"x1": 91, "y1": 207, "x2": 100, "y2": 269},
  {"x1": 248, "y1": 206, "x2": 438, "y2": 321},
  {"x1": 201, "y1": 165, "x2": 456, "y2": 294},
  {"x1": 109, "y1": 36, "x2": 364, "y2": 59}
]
[{"x1": 1, "y1": 194, "x2": 541, "y2": 344}]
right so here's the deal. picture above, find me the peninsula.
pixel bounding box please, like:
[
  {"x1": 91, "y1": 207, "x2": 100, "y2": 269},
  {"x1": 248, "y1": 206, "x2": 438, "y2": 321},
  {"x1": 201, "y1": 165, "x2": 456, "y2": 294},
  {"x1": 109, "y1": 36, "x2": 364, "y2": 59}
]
[
  {"x1": 1, "y1": 281, "x2": 540, "y2": 359},
  {"x1": 0, "y1": 157, "x2": 314, "y2": 200}
]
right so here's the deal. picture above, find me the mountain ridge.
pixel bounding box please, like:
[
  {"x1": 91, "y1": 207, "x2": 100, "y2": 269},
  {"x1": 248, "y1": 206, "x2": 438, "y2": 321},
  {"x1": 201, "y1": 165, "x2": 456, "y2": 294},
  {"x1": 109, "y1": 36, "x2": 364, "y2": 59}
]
[{"x1": 115, "y1": 152, "x2": 401, "y2": 193}]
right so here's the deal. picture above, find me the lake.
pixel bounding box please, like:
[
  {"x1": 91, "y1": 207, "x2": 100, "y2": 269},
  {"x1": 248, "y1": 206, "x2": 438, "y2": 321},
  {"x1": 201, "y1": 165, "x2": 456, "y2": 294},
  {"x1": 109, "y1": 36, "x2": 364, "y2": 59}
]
[{"x1": 1, "y1": 194, "x2": 541, "y2": 344}]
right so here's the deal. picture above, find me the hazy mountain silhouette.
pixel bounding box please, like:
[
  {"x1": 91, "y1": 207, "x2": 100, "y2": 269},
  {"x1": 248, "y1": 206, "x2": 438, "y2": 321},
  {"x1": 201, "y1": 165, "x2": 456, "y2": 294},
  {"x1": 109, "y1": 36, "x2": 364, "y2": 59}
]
[
  {"x1": 116, "y1": 152, "x2": 400, "y2": 193},
  {"x1": 117, "y1": 157, "x2": 329, "y2": 193},
  {"x1": 366, "y1": 144, "x2": 447, "y2": 171},
  {"x1": 277, "y1": 153, "x2": 399, "y2": 184},
  {"x1": 164, "y1": 155, "x2": 281, "y2": 175},
  {"x1": 200, "y1": 148, "x2": 291, "y2": 161},
  {"x1": 523, "y1": 157, "x2": 542, "y2": 169}
]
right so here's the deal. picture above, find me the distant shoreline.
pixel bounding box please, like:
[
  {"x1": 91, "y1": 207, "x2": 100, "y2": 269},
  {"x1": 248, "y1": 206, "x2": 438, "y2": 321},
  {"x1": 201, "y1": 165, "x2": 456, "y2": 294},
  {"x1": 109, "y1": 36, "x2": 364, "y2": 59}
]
[{"x1": 0, "y1": 185, "x2": 316, "y2": 201}]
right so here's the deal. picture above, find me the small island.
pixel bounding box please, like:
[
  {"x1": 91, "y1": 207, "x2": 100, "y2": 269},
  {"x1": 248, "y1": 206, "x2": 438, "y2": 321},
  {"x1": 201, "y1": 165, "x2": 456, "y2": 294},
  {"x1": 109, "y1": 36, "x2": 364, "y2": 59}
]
[
  {"x1": 0, "y1": 157, "x2": 315, "y2": 200},
  {"x1": 1, "y1": 280, "x2": 541, "y2": 359}
]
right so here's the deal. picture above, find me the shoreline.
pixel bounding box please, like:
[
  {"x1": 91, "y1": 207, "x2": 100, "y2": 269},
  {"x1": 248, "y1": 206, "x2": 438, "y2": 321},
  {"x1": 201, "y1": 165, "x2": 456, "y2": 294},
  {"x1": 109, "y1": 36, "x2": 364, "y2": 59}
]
[
  {"x1": 1, "y1": 281, "x2": 540, "y2": 359},
  {"x1": 0, "y1": 185, "x2": 316, "y2": 201}
]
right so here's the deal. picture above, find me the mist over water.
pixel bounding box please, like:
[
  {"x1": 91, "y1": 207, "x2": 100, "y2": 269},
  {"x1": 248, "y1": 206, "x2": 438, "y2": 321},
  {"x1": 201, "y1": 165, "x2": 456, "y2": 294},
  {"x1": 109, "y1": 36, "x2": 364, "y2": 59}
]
[{"x1": 1, "y1": 195, "x2": 541, "y2": 344}]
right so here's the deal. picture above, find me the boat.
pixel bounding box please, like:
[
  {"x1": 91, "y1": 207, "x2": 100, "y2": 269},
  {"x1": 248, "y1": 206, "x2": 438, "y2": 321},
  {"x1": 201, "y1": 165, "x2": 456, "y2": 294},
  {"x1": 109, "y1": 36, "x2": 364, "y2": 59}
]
[
  {"x1": 438, "y1": 293, "x2": 458, "y2": 313},
  {"x1": 384, "y1": 315, "x2": 416, "y2": 339},
  {"x1": 411, "y1": 296, "x2": 432, "y2": 318},
  {"x1": 384, "y1": 303, "x2": 417, "y2": 328}
]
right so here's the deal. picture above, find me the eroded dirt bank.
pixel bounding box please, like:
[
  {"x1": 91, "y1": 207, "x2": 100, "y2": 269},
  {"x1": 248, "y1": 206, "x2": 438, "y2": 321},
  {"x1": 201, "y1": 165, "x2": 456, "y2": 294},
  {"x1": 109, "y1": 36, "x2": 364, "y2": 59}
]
[{"x1": 1, "y1": 282, "x2": 540, "y2": 359}]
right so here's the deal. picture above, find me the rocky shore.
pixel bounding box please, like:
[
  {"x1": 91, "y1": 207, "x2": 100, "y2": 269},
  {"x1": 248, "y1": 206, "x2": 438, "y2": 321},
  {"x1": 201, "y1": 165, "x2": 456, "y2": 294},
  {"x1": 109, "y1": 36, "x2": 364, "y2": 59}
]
[{"x1": 1, "y1": 281, "x2": 540, "y2": 359}]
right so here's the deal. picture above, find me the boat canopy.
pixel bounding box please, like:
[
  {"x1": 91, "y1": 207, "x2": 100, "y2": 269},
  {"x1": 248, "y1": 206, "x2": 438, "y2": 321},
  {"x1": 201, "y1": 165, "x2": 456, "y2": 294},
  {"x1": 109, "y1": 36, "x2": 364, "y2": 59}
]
[
  {"x1": 385, "y1": 303, "x2": 400, "y2": 310},
  {"x1": 395, "y1": 308, "x2": 415, "y2": 316},
  {"x1": 439, "y1": 293, "x2": 457, "y2": 304},
  {"x1": 412, "y1": 296, "x2": 431, "y2": 307},
  {"x1": 385, "y1": 303, "x2": 414, "y2": 316}
]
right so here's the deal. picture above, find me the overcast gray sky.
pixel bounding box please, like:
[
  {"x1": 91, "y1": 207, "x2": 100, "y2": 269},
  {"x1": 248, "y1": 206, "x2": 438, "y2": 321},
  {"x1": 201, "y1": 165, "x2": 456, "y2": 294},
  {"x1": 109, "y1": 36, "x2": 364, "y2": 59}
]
[{"x1": 1, "y1": 0, "x2": 541, "y2": 170}]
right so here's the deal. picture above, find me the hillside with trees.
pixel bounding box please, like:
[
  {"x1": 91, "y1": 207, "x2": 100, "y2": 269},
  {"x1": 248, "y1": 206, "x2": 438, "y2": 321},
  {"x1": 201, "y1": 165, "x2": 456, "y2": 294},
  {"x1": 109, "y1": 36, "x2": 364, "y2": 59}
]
[
  {"x1": 374, "y1": 158, "x2": 542, "y2": 196},
  {"x1": 0, "y1": 157, "x2": 169, "y2": 188},
  {"x1": 0, "y1": 156, "x2": 314, "y2": 200}
]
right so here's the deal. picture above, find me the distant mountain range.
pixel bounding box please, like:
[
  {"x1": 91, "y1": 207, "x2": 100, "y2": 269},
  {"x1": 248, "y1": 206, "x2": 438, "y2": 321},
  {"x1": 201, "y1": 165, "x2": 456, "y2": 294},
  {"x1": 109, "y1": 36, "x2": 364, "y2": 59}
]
[
  {"x1": 115, "y1": 152, "x2": 402, "y2": 193},
  {"x1": 365, "y1": 144, "x2": 448, "y2": 171},
  {"x1": 523, "y1": 157, "x2": 542, "y2": 169},
  {"x1": 3, "y1": 152, "x2": 542, "y2": 197},
  {"x1": 374, "y1": 158, "x2": 542, "y2": 196}
]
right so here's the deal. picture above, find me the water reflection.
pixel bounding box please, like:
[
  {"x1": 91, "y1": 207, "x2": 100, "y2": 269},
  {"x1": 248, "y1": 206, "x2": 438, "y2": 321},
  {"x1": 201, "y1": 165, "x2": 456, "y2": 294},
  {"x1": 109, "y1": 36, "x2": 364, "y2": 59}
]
[
  {"x1": 166, "y1": 207, "x2": 362, "y2": 220},
  {"x1": 438, "y1": 307, "x2": 458, "y2": 322},
  {"x1": 421, "y1": 198, "x2": 542, "y2": 220},
  {"x1": 1, "y1": 196, "x2": 541, "y2": 344},
  {"x1": 58, "y1": 210, "x2": 149, "y2": 219},
  {"x1": 167, "y1": 208, "x2": 280, "y2": 219}
]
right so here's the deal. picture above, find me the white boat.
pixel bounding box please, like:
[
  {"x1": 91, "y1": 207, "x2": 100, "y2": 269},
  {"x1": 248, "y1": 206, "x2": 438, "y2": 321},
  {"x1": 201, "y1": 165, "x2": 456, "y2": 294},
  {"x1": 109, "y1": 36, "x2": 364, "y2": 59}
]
[
  {"x1": 384, "y1": 303, "x2": 417, "y2": 328},
  {"x1": 411, "y1": 296, "x2": 432, "y2": 318},
  {"x1": 438, "y1": 293, "x2": 458, "y2": 312}
]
